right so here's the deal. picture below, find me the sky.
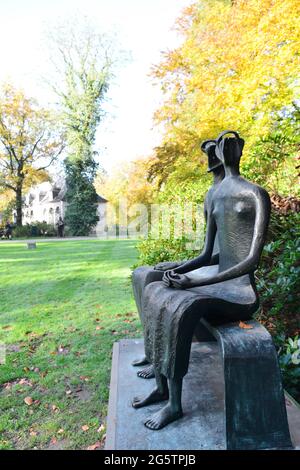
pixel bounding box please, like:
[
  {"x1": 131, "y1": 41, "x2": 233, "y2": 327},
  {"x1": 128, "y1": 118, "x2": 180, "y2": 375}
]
[{"x1": 0, "y1": 0, "x2": 191, "y2": 173}]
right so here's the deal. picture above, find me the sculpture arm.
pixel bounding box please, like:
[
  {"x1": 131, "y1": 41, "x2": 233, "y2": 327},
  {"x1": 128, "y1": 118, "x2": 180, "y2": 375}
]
[
  {"x1": 183, "y1": 190, "x2": 270, "y2": 287},
  {"x1": 208, "y1": 252, "x2": 219, "y2": 266},
  {"x1": 171, "y1": 209, "x2": 217, "y2": 275}
]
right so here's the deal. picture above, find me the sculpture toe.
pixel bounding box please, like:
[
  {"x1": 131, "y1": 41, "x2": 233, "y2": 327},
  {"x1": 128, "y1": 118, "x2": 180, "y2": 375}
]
[
  {"x1": 137, "y1": 365, "x2": 155, "y2": 379},
  {"x1": 132, "y1": 397, "x2": 141, "y2": 408}
]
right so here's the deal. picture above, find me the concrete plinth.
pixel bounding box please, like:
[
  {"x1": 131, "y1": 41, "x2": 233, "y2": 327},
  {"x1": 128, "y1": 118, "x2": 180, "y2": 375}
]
[{"x1": 105, "y1": 339, "x2": 300, "y2": 450}]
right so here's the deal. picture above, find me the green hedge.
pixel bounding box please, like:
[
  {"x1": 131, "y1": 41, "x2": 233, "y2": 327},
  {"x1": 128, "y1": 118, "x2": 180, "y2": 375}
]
[{"x1": 11, "y1": 222, "x2": 57, "y2": 238}]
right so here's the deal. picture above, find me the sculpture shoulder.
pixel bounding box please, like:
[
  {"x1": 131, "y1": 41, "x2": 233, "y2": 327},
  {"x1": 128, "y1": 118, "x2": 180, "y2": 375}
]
[
  {"x1": 240, "y1": 178, "x2": 271, "y2": 206},
  {"x1": 212, "y1": 177, "x2": 271, "y2": 215},
  {"x1": 224, "y1": 176, "x2": 269, "y2": 198},
  {"x1": 205, "y1": 186, "x2": 215, "y2": 199},
  {"x1": 204, "y1": 186, "x2": 215, "y2": 210}
]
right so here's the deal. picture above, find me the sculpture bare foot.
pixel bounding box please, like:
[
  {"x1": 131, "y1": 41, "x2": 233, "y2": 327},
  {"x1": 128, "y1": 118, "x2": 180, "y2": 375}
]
[
  {"x1": 137, "y1": 364, "x2": 155, "y2": 379},
  {"x1": 144, "y1": 404, "x2": 183, "y2": 430},
  {"x1": 132, "y1": 388, "x2": 169, "y2": 409},
  {"x1": 132, "y1": 355, "x2": 149, "y2": 367}
]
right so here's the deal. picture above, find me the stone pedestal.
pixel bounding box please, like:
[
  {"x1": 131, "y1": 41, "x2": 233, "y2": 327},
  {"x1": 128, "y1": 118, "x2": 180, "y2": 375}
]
[{"x1": 105, "y1": 339, "x2": 300, "y2": 450}]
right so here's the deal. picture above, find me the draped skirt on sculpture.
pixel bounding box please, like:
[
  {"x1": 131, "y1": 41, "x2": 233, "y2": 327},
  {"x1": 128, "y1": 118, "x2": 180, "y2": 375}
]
[{"x1": 132, "y1": 266, "x2": 259, "y2": 380}]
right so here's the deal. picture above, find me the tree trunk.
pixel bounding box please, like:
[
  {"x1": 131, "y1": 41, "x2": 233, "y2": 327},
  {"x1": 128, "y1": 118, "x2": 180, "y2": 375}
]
[{"x1": 15, "y1": 183, "x2": 23, "y2": 227}]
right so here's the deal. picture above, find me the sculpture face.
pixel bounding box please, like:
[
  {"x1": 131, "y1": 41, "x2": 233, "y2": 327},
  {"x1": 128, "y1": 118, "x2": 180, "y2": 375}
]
[
  {"x1": 215, "y1": 130, "x2": 244, "y2": 168},
  {"x1": 201, "y1": 140, "x2": 223, "y2": 173}
]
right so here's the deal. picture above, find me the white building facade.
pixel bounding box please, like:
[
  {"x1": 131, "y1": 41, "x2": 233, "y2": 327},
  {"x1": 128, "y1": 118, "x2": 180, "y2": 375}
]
[{"x1": 17, "y1": 181, "x2": 108, "y2": 232}]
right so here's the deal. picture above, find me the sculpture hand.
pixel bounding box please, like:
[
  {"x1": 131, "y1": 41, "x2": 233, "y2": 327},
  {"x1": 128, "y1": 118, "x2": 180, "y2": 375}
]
[
  {"x1": 170, "y1": 273, "x2": 193, "y2": 289},
  {"x1": 154, "y1": 261, "x2": 180, "y2": 271},
  {"x1": 162, "y1": 270, "x2": 175, "y2": 286}
]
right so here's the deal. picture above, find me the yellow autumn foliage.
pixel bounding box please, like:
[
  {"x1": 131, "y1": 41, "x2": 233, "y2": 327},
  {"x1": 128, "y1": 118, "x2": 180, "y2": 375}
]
[{"x1": 152, "y1": 0, "x2": 300, "y2": 160}]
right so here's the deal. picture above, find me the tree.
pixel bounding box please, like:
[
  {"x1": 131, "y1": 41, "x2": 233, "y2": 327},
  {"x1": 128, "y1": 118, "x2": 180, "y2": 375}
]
[
  {"x1": 48, "y1": 18, "x2": 116, "y2": 235},
  {"x1": 97, "y1": 157, "x2": 155, "y2": 210},
  {"x1": 0, "y1": 84, "x2": 65, "y2": 226},
  {"x1": 150, "y1": 0, "x2": 300, "y2": 194}
]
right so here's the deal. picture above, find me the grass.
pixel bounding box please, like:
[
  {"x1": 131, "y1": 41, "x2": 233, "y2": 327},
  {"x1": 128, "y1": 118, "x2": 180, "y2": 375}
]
[{"x1": 0, "y1": 239, "x2": 140, "y2": 450}]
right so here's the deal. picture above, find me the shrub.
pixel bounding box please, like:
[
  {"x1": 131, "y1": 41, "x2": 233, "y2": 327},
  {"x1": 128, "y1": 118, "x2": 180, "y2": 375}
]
[
  {"x1": 11, "y1": 225, "x2": 32, "y2": 238},
  {"x1": 256, "y1": 212, "x2": 300, "y2": 335},
  {"x1": 12, "y1": 223, "x2": 57, "y2": 238},
  {"x1": 135, "y1": 236, "x2": 198, "y2": 268},
  {"x1": 274, "y1": 335, "x2": 300, "y2": 402}
]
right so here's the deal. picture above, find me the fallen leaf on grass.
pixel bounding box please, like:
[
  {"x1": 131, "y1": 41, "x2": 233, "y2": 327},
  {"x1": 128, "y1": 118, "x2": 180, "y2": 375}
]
[
  {"x1": 239, "y1": 321, "x2": 253, "y2": 329},
  {"x1": 65, "y1": 326, "x2": 77, "y2": 333},
  {"x1": 2, "y1": 325, "x2": 12, "y2": 330},
  {"x1": 57, "y1": 345, "x2": 70, "y2": 354},
  {"x1": 80, "y1": 376, "x2": 90, "y2": 382},
  {"x1": 87, "y1": 441, "x2": 101, "y2": 450},
  {"x1": 81, "y1": 425, "x2": 89, "y2": 432},
  {"x1": 97, "y1": 424, "x2": 105, "y2": 433},
  {"x1": 19, "y1": 378, "x2": 33, "y2": 386},
  {"x1": 65, "y1": 389, "x2": 72, "y2": 396},
  {"x1": 24, "y1": 396, "x2": 33, "y2": 406},
  {"x1": 51, "y1": 404, "x2": 59, "y2": 412},
  {"x1": 57, "y1": 429, "x2": 64, "y2": 434},
  {"x1": 50, "y1": 437, "x2": 57, "y2": 445}
]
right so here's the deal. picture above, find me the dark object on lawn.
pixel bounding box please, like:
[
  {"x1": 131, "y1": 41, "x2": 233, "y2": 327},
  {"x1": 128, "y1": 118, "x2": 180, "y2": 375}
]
[
  {"x1": 27, "y1": 242, "x2": 37, "y2": 249},
  {"x1": 131, "y1": 130, "x2": 292, "y2": 449},
  {"x1": 57, "y1": 217, "x2": 65, "y2": 237},
  {"x1": 1, "y1": 221, "x2": 13, "y2": 240}
]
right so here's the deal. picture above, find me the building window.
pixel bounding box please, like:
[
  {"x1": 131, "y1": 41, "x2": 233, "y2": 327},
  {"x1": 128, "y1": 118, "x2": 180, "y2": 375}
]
[{"x1": 49, "y1": 207, "x2": 54, "y2": 224}]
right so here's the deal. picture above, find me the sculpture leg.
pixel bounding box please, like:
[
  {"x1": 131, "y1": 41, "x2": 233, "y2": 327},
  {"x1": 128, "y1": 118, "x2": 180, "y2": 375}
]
[
  {"x1": 131, "y1": 267, "x2": 163, "y2": 370},
  {"x1": 132, "y1": 370, "x2": 169, "y2": 409},
  {"x1": 132, "y1": 356, "x2": 149, "y2": 367},
  {"x1": 144, "y1": 377, "x2": 183, "y2": 430}
]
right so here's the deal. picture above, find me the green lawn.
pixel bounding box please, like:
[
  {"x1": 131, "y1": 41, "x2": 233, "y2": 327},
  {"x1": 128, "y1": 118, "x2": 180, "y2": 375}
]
[{"x1": 0, "y1": 240, "x2": 140, "y2": 450}]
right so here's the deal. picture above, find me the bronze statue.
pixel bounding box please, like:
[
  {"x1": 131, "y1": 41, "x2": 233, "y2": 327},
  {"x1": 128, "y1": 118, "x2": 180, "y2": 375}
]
[
  {"x1": 131, "y1": 140, "x2": 225, "y2": 379},
  {"x1": 131, "y1": 131, "x2": 271, "y2": 431}
]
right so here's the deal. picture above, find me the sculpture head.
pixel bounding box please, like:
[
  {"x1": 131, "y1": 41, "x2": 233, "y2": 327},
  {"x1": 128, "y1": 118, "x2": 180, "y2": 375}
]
[
  {"x1": 201, "y1": 139, "x2": 223, "y2": 174},
  {"x1": 215, "y1": 130, "x2": 244, "y2": 169}
]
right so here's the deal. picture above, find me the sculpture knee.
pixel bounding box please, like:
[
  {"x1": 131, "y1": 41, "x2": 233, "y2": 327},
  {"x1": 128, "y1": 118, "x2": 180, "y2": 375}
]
[
  {"x1": 132, "y1": 266, "x2": 150, "y2": 285},
  {"x1": 145, "y1": 270, "x2": 164, "y2": 285}
]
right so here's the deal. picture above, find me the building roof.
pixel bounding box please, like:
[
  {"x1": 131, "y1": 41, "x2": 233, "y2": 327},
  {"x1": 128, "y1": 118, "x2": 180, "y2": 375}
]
[
  {"x1": 96, "y1": 194, "x2": 108, "y2": 203},
  {"x1": 25, "y1": 181, "x2": 108, "y2": 205}
]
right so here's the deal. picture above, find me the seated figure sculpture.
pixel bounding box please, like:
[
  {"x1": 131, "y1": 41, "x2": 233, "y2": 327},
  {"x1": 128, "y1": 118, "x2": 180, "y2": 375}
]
[
  {"x1": 131, "y1": 130, "x2": 271, "y2": 431},
  {"x1": 131, "y1": 139, "x2": 225, "y2": 379}
]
